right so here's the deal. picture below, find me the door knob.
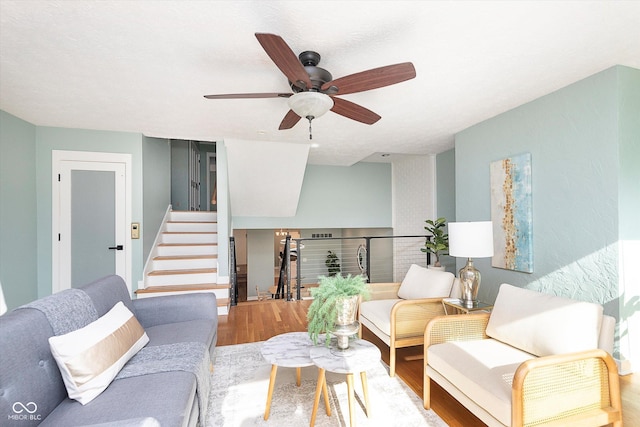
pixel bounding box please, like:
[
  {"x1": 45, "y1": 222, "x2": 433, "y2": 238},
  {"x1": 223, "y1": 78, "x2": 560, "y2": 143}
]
[{"x1": 108, "y1": 245, "x2": 123, "y2": 250}]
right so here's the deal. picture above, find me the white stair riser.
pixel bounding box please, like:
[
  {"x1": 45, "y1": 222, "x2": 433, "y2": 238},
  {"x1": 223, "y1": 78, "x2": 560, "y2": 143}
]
[
  {"x1": 143, "y1": 210, "x2": 227, "y2": 313},
  {"x1": 156, "y1": 244, "x2": 218, "y2": 257},
  {"x1": 165, "y1": 222, "x2": 217, "y2": 233},
  {"x1": 169, "y1": 211, "x2": 217, "y2": 222},
  {"x1": 161, "y1": 233, "x2": 217, "y2": 244},
  {"x1": 152, "y1": 257, "x2": 217, "y2": 271},
  {"x1": 145, "y1": 272, "x2": 218, "y2": 287}
]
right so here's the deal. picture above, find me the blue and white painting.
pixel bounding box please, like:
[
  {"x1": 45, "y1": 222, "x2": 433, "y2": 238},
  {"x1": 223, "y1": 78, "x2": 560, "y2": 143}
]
[{"x1": 490, "y1": 153, "x2": 533, "y2": 273}]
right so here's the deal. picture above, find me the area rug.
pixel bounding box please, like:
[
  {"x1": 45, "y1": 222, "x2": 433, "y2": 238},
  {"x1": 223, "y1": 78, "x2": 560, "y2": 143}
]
[{"x1": 206, "y1": 341, "x2": 448, "y2": 427}]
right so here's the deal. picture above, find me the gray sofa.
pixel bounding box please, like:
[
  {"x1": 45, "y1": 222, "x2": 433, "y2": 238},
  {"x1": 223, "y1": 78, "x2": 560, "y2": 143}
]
[{"x1": 0, "y1": 275, "x2": 218, "y2": 427}]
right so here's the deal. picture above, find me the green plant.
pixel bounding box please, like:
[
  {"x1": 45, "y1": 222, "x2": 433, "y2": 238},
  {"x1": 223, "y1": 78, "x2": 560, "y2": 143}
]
[
  {"x1": 325, "y1": 250, "x2": 341, "y2": 276},
  {"x1": 421, "y1": 217, "x2": 449, "y2": 267},
  {"x1": 307, "y1": 274, "x2": 370, "y2": 346}
]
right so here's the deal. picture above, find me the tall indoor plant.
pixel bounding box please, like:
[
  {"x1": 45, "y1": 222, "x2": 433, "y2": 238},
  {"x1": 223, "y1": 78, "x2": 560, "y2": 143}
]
[
  {"x1": 325, "y1": 250, "x2": 341, "y2": 276},
  {"x1": 307, "y1": 274, "x2": 370, "y2": 348},
  {"x1": 421, "y1": 217, "x2": 449, "y2": 268}
]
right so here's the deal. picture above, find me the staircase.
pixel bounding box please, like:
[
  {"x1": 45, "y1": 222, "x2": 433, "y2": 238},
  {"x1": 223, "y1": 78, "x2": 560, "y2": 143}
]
[{"x1": 136, "y1": 210, "x2": 230, "y2": 315}]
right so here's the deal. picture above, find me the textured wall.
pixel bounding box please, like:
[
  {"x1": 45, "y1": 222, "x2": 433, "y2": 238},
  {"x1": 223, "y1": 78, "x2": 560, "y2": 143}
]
[
  {"x1": 391, "y1": 155, "x2": 435, "y2": 281},
  {"x1": 454, "y1": 66, "x2": 639, "y2": 364}
]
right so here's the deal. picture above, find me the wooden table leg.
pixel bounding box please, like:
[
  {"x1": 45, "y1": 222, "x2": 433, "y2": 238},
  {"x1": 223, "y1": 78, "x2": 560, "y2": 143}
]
[
  {"x1": 296, "y1": 366, "x2": 301, "y2": 386},
  {"x1": 360, "y1": 371, "x2": 370, "y2": 417},
  {"x1": 310, "y1": 368, "x2": 326, "y2": 427},
  {"x1": 264, "y1": 364, "x2": 278, "y2": 420},
  {"x1": 346, "y1": 373, "x2": 355, "y2": 427},
  {"x1": 322, "y1": 374, "x2": 331, "y2": 416}
]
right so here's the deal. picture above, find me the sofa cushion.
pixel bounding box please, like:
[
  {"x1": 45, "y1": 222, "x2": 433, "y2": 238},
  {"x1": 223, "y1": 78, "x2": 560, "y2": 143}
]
[
  {"x1": 48, "y1": 302, "x2": 149, "y2": 404},
  {"x1": 486, "y1": 284, "x2": 604, "y2": 357},
  {"x1": 397, "y1": 264, "x2": 454, "y2": 299},
  {"x1": 428, "y1": 338, "x2": 535, "y2": 426},
  {"x1": 39, "y1": 371, "x2": 197, "y2": 427}
]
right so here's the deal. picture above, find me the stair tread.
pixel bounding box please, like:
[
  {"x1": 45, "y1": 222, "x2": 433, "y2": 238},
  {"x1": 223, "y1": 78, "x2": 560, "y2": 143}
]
[
  {"x1": 158, "y1": 242, "x2": 218, "y2": 246},
  {"x1": 136, "y1": 284, "x2": 229, "y2": 293},
  {"x1": 148, "y1": 268, "x2": 217, "y2": 276},
  {"x1": 167, "y1": 221, "x2": 217, "y2": 224},
  {"x1": 154, "y1": 254, "x2": 217, "y2": 261},
  {"x1": 162, "y1": 231, "x2": 217, "y2": 234}
]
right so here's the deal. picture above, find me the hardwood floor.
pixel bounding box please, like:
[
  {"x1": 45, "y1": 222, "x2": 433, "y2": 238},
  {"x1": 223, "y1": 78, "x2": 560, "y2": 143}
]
[{"x1": 217, "y1": 299, "x2": 639, "y2": 427}]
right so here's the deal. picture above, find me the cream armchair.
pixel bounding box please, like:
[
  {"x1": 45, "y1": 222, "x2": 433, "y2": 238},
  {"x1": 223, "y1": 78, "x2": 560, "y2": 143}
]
[
  {"x1": 423, "y1": 283, "x2": 622, "y2": 427},
  {"x1": 358, "y1": 265, "x2": 457, "y2": 377}
]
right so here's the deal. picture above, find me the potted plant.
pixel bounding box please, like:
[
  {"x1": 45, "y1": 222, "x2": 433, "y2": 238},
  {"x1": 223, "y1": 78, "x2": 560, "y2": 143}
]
[
  {"x1": 325, "y1": 250, "x2": 341, "y2": 276},
  {"x1": 307, "y1": 274, "x2": 370, "y2": 348},
  {"x1": 421, "y1": 217, "x2": 449, "y2": 268}
]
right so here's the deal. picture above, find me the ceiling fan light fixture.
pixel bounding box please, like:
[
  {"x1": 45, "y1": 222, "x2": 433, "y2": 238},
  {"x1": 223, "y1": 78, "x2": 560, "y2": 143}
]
[{"x1": 287, "y1": 92, "x2": 334, "y2": 120}]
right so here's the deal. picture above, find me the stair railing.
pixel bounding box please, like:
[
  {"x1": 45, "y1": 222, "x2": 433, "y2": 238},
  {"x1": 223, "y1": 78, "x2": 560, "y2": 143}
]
[{"x1": 279, "y1": 234, "x2": 431, "y2": 301}]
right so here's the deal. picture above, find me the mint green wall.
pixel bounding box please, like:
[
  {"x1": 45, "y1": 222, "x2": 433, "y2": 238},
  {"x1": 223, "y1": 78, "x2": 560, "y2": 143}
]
[
  {"x1": 455, "y1": 65, "x2": 639, "y2": 362},
  {"x1": 436, "y1": 149, "x2": 456, "y2": 273},
  {"x1": 216, "y1": 142, "x2": 230, "y2": 279},
  {"x1": 618, "y1": 67, "x2": 640, "y2": 239},
  {"x1": 233, "y1": 163, "x2": 392, "y2": 229},
  {"x1": 35, "y1": 127, "x2": 145, "y2": 297},
  {"x1": 0, "y1": 111, "x2": 38, "y2": 310},
  {"x1": 142, "y1": 136, "x2": 171, "y2": 261},
  {"x1": 617, "y1": 66, "x2": 640, "y2": 371}
]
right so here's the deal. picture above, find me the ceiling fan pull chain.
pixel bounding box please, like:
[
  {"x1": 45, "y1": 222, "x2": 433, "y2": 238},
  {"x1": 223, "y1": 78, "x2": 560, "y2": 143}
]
[{"x1": 307, "y1": 116, "x2": 313, "y2": 140}]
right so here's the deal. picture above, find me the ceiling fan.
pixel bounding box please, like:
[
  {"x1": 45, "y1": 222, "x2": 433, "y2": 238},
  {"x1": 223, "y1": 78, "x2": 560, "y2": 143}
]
[{"x1": 204, "y1": 33, "x2": 416, "y2": 138}]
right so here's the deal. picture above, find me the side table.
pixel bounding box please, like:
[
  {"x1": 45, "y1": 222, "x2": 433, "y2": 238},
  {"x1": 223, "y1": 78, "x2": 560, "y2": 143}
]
[
  {"x1": 442, "y1": 297, "x2": 493, "y2": 315},
  {"x1": 261, "y1": 332, "x2": 330, "y2": 420},
  {"x1": 309, "y1": 338, "x2": 381, "y2": 427}
]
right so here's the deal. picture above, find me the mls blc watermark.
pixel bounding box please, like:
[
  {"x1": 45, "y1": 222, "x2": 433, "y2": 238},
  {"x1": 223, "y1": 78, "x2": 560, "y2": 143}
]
[{"x1": 8, "y1": 402, "x2": 41, "y2": 422}]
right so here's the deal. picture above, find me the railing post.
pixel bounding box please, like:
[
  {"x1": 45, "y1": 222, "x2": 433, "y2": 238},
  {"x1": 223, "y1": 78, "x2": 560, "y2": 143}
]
[
  {"x1": 284, "y1": 235, "x2": 292, "y2": 301},
  {"x1": 364, "y1": 237, "x2": 371, "y2": 283},
  {"x1": 295, "y1": 238, "x2": 302, "y2": 300},
  {"x1": 229, "y1": 236, "x2": 237, "y2": 306}
]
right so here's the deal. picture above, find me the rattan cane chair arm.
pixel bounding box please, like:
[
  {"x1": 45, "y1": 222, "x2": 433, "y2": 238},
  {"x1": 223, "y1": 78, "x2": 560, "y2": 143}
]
[
  {"x1": 423, "y1": 313, "x2": 491, "y2": 347},
  {"x1": 512, "y1": 349, "x2": 622, "y2": 427},
  {"x1": 390, "y1": 299, "x2": 446, "y2": 341}
]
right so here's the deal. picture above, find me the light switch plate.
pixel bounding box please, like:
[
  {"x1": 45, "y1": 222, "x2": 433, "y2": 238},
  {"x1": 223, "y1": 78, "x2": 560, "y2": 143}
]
[{"x1": 131, "y1": 223, "x2": 140, "y2": 239}]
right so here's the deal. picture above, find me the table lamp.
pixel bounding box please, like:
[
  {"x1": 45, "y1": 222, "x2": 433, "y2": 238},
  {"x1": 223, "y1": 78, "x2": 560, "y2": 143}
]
[{"x1": 448, "y1": 221, "x2": 494, "y2": 308}]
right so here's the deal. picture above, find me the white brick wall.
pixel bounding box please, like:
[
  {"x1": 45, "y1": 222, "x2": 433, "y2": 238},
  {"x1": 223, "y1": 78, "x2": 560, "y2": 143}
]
[{"x1": 392, "y1": 155, "x2": 436, "y2": 281}]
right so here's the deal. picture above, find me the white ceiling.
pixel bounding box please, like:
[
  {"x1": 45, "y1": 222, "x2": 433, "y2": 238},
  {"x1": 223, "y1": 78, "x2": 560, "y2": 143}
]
[{"x1": 1, "y1": 1, "x2": 639, "y2": 166}]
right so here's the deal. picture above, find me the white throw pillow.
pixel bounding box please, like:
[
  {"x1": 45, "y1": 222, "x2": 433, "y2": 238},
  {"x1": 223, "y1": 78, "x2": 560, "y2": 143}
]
[
  {"x1": 397, "y1": 264, "x2": 455, "y2": 299},
  {"x1": 486, "y1": 284, "x2": 603, "y2": 357},
  {"x1": 49, "y1": 301, "x2": 149, "y2": 404}
]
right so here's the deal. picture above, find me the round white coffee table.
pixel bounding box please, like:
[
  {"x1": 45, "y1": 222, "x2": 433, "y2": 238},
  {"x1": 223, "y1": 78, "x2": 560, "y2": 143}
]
[
  {"x1": 309, "y1": 338, "x2": 381, "y2": 427},
  {"x1": 260, "y1": 332, "x2": 330, "y2": 420}
]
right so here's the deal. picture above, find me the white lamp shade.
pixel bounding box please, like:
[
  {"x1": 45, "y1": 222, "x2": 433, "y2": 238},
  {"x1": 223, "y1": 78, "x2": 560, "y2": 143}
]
[
  {"x1": 287, "y1": 92, "x2": 334, "y2": 119},
  {"x1": 448, "y1": 221, "x2": 494, "y2": 258}
]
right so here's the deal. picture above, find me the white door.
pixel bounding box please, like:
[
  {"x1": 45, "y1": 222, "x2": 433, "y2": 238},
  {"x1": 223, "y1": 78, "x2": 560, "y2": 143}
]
[{"x1": 52, "y1": 151, "x2": 132, "y2": 293}]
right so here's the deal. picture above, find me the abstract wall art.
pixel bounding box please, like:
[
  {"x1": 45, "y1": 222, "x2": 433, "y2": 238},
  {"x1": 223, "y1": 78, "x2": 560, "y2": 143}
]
[{"x1": 490, "y1": 152, "x2": 533, "y2": 273}]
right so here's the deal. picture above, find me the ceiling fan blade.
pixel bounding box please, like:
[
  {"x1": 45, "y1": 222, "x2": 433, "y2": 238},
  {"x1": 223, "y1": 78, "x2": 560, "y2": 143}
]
[
  {"x1": 255, "y1": 33, "x2": 312, "y2": 91},
  {"x1": 279, "y1": 110, "x2": 302, "y2": 130},
  {"x1": 321, "y1": 62, "x2": 416, "y2": 95},
  {"x1": 330, "y1": 97, "x2": 381, "y2": 125},
  {"x1": 204, "y1": 92, "x2": 292, "y2": 99}
]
